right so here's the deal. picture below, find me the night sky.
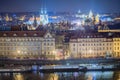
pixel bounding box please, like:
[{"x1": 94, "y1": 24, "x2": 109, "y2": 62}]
[{"x1": 0, "y1": 0, "x2": 120, "y2": 13}]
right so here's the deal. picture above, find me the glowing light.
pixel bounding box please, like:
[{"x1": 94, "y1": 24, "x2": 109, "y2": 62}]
[
  {"x1": 14, "y1": 73, "x2": 24, "y2": 80},
  {"x1": 76, "y1": 21, "x2": 81, "y2": 26},
  {"x1": 17, "y1": 50, "x2": 20, "y2": 54},
  {"x1": 40, "y1": 8, "x2": 49, "y2": 25},
  {"x1": 89, "y1": 49, "x2": 93, "y2": 53},
  {"x1": 89, "y1": 10, "x2": 93, "y2": 18}
]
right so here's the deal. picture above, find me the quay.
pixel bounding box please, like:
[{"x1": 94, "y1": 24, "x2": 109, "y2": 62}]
[
  {"x1": 36, "y1": 65, "x2": 120, "y2": 72},
  {"x1": 0, "y1": 67, "x2": 31, "y2": 73}
]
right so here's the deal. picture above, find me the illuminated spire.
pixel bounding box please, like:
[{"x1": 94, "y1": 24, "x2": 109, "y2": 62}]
[
  {"x1": 89, "y1": 10, "x2": 93, "y2": 18},
  {"x1": 78, "y1": 9, "x2": 81, "y2": 14},
  {"x1": 39, "y1": 0, "x2": 49, "y2": 25},
  {"x1": 44, "y1": 8, "x2": 47, "y2": 14},
  {"x1": 41, "y1": 8, "x2": 43, "y2": 14}
]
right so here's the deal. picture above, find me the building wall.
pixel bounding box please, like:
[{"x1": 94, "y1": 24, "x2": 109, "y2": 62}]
[
  {"x1": 69, "y1": 39, "x2": 78, "y2": 58},
  {"x1": 113, "y1": 38, "x2": 120, "y2": 58},
  {"x1": 0, "y1": 32, "x2": 55, "y2": 60},
  {"x1": 42, "y1": 33, "x2": 55, "y2": 59},
  {"x1": 69, "y1": 38, "x2": 113, "y2": 58}
]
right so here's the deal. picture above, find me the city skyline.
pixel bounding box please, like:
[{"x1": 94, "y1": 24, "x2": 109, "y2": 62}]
[{"x1": 0, "y1": 0, "x2": 120, "y2": 13}]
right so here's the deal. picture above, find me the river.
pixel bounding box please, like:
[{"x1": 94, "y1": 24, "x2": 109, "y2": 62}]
[{"x1": 0, "y1": 71, "x2": 120, "y2": 80}]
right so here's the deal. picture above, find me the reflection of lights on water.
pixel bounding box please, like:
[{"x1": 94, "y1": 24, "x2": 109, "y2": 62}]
[
  {"x1": 40, "y1": 72, "x2": 44, "y2": 77},
  {"x1": 87, "y1": 75, "x2": 93, "y2": 80},
  {"x1": 48, "y1": 74, "x2": 59, "y2": 80},
  {"x1": 32, "y1": 65, "x2": 37, "y2": 70},
  {"x1": 86, "y1": 71, "x2": 113, "y2": 80},
  {"x1": 14, "y1": 73, "x2": 24, "y2": 80}
]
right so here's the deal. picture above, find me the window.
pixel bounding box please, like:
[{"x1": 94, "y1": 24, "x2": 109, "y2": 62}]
[
  {"x1": 44, "y1": 43, "x2": 46, "y2": 45},
  {"x1": 73, "y1": 44, "x2": 75, "y2": 46},
  {"x1": 51, "y1": 43, "x2": 53, "y2": 46},
  {"x1": 118, "y1": 47, "x2": 119, "y2": 50},
  {"x1": 48, "y1": 52, "x2": 50, "y2": 54},
  {"x1": 34, "y1": 33, "x2": 37, "y2": 36},
  {"x1": 13, "y1": 33, "x2": 17, "y2": 36}
]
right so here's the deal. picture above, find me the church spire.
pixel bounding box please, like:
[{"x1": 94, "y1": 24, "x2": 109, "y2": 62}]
[
  {"x1": 39, "y1": 0, "x2": 49, "y2": 25},
  {"x1": 89, "y1": 10, "x2": 93, "y2": 18}
]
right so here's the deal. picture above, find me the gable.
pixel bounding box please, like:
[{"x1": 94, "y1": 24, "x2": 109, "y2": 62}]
[{"x1": 44, "y1": 32, "x2": 53, "y2": 38}]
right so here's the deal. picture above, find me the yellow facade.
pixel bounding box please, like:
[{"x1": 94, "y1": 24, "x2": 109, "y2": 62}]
[{"x1": 113, "y1": 38, "x2": 120, "y2": 58}]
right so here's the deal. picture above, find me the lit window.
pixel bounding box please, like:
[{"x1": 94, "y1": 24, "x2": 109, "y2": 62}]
[{"x1": 13, "y1": 33, "x2": 17, "y2": 36}]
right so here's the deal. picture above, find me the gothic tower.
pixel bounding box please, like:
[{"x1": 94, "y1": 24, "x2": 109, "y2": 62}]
[{"x1": 39, "y1": 0, "x2": 49, "y2": 25}]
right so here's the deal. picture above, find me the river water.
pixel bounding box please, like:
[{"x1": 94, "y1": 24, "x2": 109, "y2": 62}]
[{"x1": 0, "y1": 71, "x2": 120, "y2": 80}]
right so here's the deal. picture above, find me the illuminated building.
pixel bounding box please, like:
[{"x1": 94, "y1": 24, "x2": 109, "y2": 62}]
[
  {"x1": 69, "y1": 33, "x2": 114, "y2": 58},
  {"x1": 0, "y1": 31, "x2": 55, "y2": 59},
  {"x1": 25, "y1": 8, "x2": 49, "y2": 26},
  {"x1": 95, "y1": 14, "x2": 100, "y2": 24},
  {"x1": 100, "y1": 15, "x2": 113, "y2": 22},
  {"x1": 19, "y1": 15, "x2": 26, "y2": 21},
  {"x1": 113, "y1": 36, "x2": 120, "y2": 58},
  {"x1": 74, "y1": 10, "x2": 100, "y2": 26},
  {"x1": 89, "y1": 10, "x2": 93, "y2": 19},
  {"x1": 5, "y1": 14, "x2": 10, "y2": 22},
  {"x1": 40, "y1": 8, "x2": 49, "y2": 25}
]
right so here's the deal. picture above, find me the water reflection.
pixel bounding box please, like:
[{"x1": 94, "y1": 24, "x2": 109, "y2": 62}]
[
  {"x1": 46, "y1": 74, "x2": 58, "y2": 80},
  {"x1": 14, "y1": 73, "x2": 24, "y2": 80},
  {"x1": 113, "y1": 71, "x2": 120, "y2": 80},
  {"x1": 0, "y1": 71, "x2": 120, "y2": 80}
]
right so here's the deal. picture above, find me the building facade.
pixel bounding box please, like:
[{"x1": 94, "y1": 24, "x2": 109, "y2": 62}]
[
  {"x1": 0, "y1": 31, "x2": 120, "y2": 59},
  {"x1": 69, "y1": 33, "x2": 114, "y2": 58},
  {"x1": 113, "y1": 37, "x2": 120, "y2": 58},
  {"x1": 0, "y1": 31, "x2": 55, "y2": 60}
]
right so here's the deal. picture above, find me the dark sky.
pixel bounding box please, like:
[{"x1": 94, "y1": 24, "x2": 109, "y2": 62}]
[{"x1": 0, "y1": 0, "x2": 120, "y2": 13}]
